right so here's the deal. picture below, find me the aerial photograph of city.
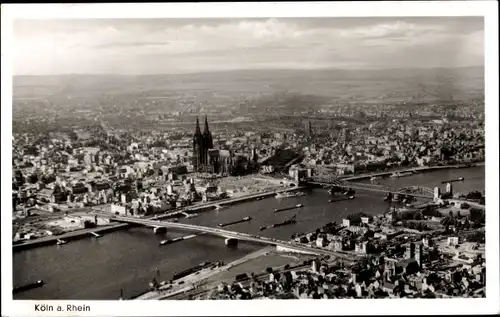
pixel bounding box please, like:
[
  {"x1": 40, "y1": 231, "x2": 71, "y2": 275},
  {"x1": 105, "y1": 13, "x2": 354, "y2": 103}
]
[{"x1": 5, "y1": 9, "x2": 494, "y2": 308}]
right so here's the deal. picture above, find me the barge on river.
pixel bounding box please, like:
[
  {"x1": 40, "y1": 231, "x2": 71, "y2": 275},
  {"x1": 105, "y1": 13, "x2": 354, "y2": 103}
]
[
  {"x1": 13, "y1": 280, "x2": 44, "y2": 294},
  {"x1": 260, "y1": 215, "x2": 297, "y2": 231},
  {"x1": 218, "y1": 216, "x2": 252, "y2": 228}
]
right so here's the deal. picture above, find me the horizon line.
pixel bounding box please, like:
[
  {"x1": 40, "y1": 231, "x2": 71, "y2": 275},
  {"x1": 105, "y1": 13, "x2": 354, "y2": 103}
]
[{"x1": 13, "y1": 65, "x2": 485, "y2": 77}]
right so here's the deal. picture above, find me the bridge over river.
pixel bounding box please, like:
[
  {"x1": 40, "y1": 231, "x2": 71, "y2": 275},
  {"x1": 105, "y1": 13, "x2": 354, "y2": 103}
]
[
  {"x1": 308, "y1": 176, "x2": 435, "y2": 199},
  {"x1": 110, "y1": 215, "x2": 355, "y2": 260}
]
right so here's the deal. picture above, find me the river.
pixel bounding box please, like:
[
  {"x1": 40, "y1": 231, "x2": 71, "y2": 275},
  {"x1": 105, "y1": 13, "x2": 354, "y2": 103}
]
[{"x1": 13, "y1": 166, "x2": 484, "y2": 300}]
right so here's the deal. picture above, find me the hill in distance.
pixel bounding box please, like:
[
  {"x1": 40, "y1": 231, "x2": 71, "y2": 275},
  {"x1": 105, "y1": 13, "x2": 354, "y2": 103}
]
[{"x1": 13, "y1": 66, "x2": 484, "y2": 109}]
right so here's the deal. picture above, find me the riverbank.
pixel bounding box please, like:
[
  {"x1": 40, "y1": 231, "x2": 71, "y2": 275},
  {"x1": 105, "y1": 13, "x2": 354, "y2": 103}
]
[
  {"x1": 12, "y1": 223, "x2": 131, "y2": 252},
  {"x1": 12, "y1": 186, "x2": 305, "y2": 252},
  {"x1": 186, "y1": 186, "x2": 306, "y2": 212},
  {"x1": 145, "y1": 185, "x2": 306, "y2": 220},
  {"x1": 134, "y1": 246, "x2": 275, "y2": 300},
  {"x1": 12, "y1": 163, "x2": 479, "y2": 252},
  {"x1": 13, "y1": 166, "x2": 485, "y2": 300}
]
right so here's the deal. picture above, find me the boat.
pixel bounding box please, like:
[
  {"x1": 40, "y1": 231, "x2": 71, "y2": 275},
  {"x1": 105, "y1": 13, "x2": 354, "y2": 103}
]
[
  {"x1": 172, "y1": 262, "x2": 214, "y2": 280},
  {"x1": 261, "y1": 215, "x2": 297, "y2": 231},
  {"x1": 214, "y1": 205, "x2": 227, "y2": 211},
  {"x1": 160, "y1": 236, "x2": 185, "y2": 246},
  {"x1": 185, "y1": 213, "x2": 198, "y2": 219},
  {"x1": 328, "y1": 199, "x2": 333, "y2": 203},
  {"x1": 348, "y1": 196, "x2": 355, "y2": 200},
  {"x1": 274, "y1": 204, "x2": 303, "y2": 213},
  {"x1": 328, "y1": 187, "x2": 342, "y2": 195},
  {"x1": 13, "y1": 280, "x2": 44, "y2": 294},
  {"x1": 390, "y1": 171, "x2": 414, "y2": 178},
  {"x1": 275, "y1": 215, "x2": 297, "y2": 227},
  {"x1": 217, "y1": 216, "x2": 252, "y2": 228},
  {"x1": 370, "y1": 176, "x2": 381, "y2": 181},
  {"x1": 56, "y1": 239, "x2": 67, "y2": 245},
  {"x1": 160, "y1": 239, "x2": 171, "y2": 245},
  {"x1": 384, "y1": 193, "x2": 393, "y2": 202},
  {"x1": 149, "y1": 278, "x2": 160, "y2": 290},
  {"x1": 442, "y1": 177, "x2": 465, "y2": 184},
  {"x1": 343, "y1": 188, "x2": 356, "y2": 196},
  {"x1": 275, "y1": 191, "x2": 306, "y2": 199},
  {"x1": 225, "y1": 238, "x2": 238, "y2": 246}
]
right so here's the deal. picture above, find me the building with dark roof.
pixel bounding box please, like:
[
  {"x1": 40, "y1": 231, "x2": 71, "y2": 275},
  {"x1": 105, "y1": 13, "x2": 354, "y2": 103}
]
[{"x1": 193, "y1": 116, "x2": 214, "y2": 172}]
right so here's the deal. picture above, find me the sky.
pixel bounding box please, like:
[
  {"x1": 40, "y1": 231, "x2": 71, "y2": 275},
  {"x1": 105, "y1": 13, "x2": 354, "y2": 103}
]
[{"x1": 13, "y1": 17, "x2": 484, "y2": 75}]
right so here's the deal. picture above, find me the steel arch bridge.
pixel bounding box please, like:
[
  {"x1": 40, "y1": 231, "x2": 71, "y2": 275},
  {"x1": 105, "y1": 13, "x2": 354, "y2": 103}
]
[
  {"x1": 309, "y1": 176, "x2": 434, "y2": 199},
  {"x1": 396, "y1": 186, "x2": 434, "y2": 197},
  {"x1": 310, "y1": 176, "x2": 343, "y2": 186}
]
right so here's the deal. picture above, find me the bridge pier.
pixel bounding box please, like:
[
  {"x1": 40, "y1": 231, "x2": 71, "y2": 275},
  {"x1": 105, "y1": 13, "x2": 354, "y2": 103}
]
[
  {"x1": 225, "y1": 238, "x2": 238, "y2": 247},
  {"x1": 113, "y1": 217, "x2": 337, "y2": 256},
  {"x1": 153, "y1": 226, "x2": 167, "y2": 234}
]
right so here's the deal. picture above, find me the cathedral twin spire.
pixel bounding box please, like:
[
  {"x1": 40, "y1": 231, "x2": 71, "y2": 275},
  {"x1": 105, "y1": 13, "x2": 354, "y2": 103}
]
[
  {"x1": 194, "y1": 116, "x2": 212, "y2": 144},
  {"x1": 195, "y1": 117, "x2": 202, "y2": 136},
  {"x1": 203, "y1": 116, "x2": 213, "y2": 148},
  {"x1": 193, "y1": 116, "x2": 214, "y2": 171}
]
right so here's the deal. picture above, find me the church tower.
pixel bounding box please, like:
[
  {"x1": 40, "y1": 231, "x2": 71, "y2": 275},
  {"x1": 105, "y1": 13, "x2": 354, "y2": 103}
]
[
  {"x1": 203, "y1": 116, "x2": 213, "y2": 150},
  {"x1": 193, "y1": 117, "x2": 204, "y2": 171},
  {"x1": 202, "y1": 116, "x2": 214, "y2": 171},
  {"x1": 193, "y1": 116, "x2": 215, "y2": 172}
]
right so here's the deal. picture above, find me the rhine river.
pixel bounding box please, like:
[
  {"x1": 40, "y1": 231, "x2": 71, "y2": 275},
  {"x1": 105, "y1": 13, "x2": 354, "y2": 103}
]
[{"x1": 13, "y1": 166, "x2": 484, "y2": 300}]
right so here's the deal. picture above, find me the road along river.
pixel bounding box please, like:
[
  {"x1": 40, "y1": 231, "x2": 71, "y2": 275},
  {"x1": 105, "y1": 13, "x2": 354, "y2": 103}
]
[{"x1": 13, "y1": 166, "x2": 484, "y2": 299}]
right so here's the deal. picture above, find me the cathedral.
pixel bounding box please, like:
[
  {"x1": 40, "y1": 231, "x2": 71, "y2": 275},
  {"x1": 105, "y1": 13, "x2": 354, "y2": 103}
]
[
  {"x1": 192, "y1": 116, "x2": 214, "y2": 172},
  {"x1": 192, "y1": 116, "x2": 251, "y2": 175}
]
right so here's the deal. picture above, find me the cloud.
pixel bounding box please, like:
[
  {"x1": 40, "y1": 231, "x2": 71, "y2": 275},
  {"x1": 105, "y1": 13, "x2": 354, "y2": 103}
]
[
  {"x1": 12, "y1": 17, "x2": 484, "y2": 75},
  {"x1": 92, "y1": 41, "x2": 171, "y2": 49},
  {"x1": 338, "y1": 20, "x2": 438, "y2": 39}
]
